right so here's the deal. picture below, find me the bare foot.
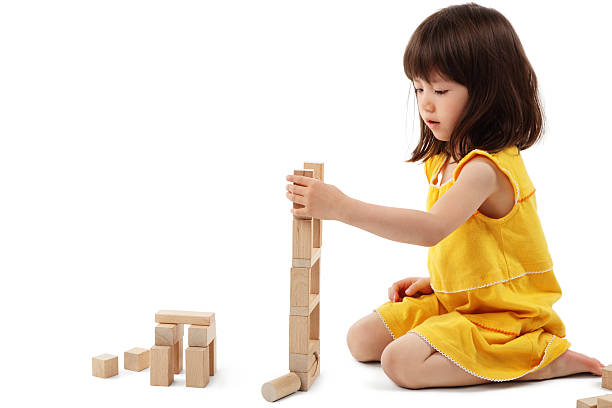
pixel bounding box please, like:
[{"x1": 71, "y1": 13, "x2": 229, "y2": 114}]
[{"x1": 517, "y1": 349, "x2": 605, "y2": 381}]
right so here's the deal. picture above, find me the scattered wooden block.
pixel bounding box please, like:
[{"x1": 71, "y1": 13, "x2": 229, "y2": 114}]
[
  {"x1": 209, "y1": 337, "x2": 216, "y2": 376},
  {"x1": 92, "y1": 354, "x2": 118, "y2": 378},
  {"x1": 598, "y1": 395, "x2": 612, "y2": 408},
  {"x1": 604, "y1": 365, "x2": 612, "y2": 389},
  {"x1": 155, "y1": 310, "x2": 215, "y2": 326},
  {"x1": 150, "y1": 345, "x2": 173, "y2": 386},
  {"x1": 261, "y1": 372, "x2": 301, "y2": 402},
  {"x1": 186, "y1": 346, "x2": 209, "y2": 388},
  {"x1": 155, "y1": 323, "x2": 178, "y2": 346},
  {"x1": 124, "y1": 347, "x2": 149, "y2": 372},
  {"x1": 188, "y1": 322, "x2": 216, "y2": 347},
  {"x1": 576, "y1": 396, "x2": 599, "y2": 408},
  {"x1": 173, "y1": 339, "x2": 183, "y2": 374}
]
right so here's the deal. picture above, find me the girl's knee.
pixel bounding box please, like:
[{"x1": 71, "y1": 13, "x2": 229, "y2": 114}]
[
  {"x1": 346, "y1": 312, "x2": 392, "y2": 362},
  {"x1": 380, "y1": 337, "x2": 424, "y2": 389}
]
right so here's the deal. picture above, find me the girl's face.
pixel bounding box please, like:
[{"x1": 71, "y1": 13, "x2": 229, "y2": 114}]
[{"x1": 413, "y1": 74, "x2": 469, "y2": 142}]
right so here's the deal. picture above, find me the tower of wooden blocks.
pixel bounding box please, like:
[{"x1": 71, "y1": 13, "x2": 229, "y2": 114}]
[
  {"x1": 151, "y1": 310, "x2": 216, "y2": 388},
  {"x1": 262, "y1": 162, "x2": 323, "y2": 402}
]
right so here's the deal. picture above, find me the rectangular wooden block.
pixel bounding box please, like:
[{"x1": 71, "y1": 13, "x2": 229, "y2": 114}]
[
  {"x1": 155, "y1": 323, "x2": 178, "y2": 346},
  {"x1": 289, "y1": 339, "x2": 320, "y2": 372},
  {"x1": 304, "y1": 162, "x2": 323, "y2": 248},
  {"x1": 290, "y1": 266, "x2": 310, "y2": 308},
  {"x1": 295, "y1": 357, "x2": 320, "y2": 391},
  {"x1": 603, "y1": 365, "x2": 612, "y2": 389},
  {"x1": 209, "y1": 337, "x2": 216, "y2": 376},
  {"x1": 289, "y1": 315, "x2": 309, "y2": 354},
  {"x1": 155, "y1": 310, "x2": 215, "y2": 326},
  {"x1": 92, "y1": 354, "x2": 118, "y2": 378},
  {"x1": 292, "y1": 247, "x2": 320, "y2": 268},
  {"x1": 292, "y1": 169, "x2": 314, "y2": 219},
  {"x1": 188, "y1": 322, "x2": 216, "y2": 347},
  {"x1": 310, "y1": 302, "x2": 320, "y2": 340},
  {"x1": 173, "y1": 339, "x2": 183, "y2": 374},
  {"x1": 290, "y1": 294, "x2": 320, "y2": 317},
  {"x1": 186, "y1": 346, "x2": 210, "y2": 388},
  {"x1": 124, "y1": 347, "x2": 149, "y2": 372},
  {"x1": 311, "y1": 256, "x2": 320, "y2": 295},
  {"x1": 292, "y1": 217, "x2": 313, "y2": 260},
  {"x1": 150, "y1": 345, "x2": 173, "y2": 386},
  {"x1": 598, "y1": 395, "x2": 612, "y2": 408}
]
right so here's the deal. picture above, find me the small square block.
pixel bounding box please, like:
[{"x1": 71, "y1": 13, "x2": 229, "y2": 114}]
[
  {"x1": 92, "y1": 354, "x2": 118, "y2": 378},
  {"x1": 188, "y1": 323, "x2": 216, "y2": 347},
  {"x1": 603, "y1": 365, "x2": 612, "y2": 390},
  {"x1": 598, "y1": 395, "x2": 612, "y2": 408},
  {"x1": 124, "y1": 347, "x2": 149, "y2": 372},
  {"x1": 155, "y1": 323, "x2": 178, "y2": 346}
]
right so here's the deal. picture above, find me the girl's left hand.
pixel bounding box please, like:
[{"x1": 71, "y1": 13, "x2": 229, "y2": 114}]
[{"x1": 285, "y1": 174, "x2": 348, "y2": 220}]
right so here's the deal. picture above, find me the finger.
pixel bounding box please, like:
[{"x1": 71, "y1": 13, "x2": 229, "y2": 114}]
[
  {"x1": 291, "y1": 207, "x2": 309, "y2": 217},
  {"x1": 405, "y1": 284, "x2": 415, "y2": 296},
  {"x1": 286, "y1": 174, "x2": 313, "y2": 187},
  {"x1": 286, "y1": 184, "x2": 307, "y2": 195},
  {"x1": 286, "y1": 192, "x2": 306, "y2": 205}
]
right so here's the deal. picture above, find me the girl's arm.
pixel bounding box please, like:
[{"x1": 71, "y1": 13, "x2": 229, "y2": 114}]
[{"x1": 286, "y1": 156, "x2": 499, "y2": 247}]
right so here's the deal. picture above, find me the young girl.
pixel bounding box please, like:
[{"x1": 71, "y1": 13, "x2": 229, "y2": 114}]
[{"x1": 285, "y1": 2, "x2": 606, "y2": 389}]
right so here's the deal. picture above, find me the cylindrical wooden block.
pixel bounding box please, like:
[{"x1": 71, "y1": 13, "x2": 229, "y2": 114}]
[{"x1": 261, "y1": 372, "x2": 302, "y2": 402}]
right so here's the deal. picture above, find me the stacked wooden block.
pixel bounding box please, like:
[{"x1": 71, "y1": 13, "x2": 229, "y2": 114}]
[
  {"x1": 262, "y1": 162, "x2": 323, "y2": 402},
  {"x1": 576, "y1": 365, "x2": 612, "y2": 407},
  {"x1": 151, "y1": 310, "x2": 216, "y2": 388},
  {"x1": 289, "y1": 163, "x2": 323, "y2": 390}
]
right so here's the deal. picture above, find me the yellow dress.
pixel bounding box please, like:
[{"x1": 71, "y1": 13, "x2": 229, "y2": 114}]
[{"x1": 376, "y1": 145, "x2": 570, "y2": 381}]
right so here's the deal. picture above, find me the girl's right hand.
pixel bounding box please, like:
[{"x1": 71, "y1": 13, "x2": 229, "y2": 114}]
[{"x1": 388, "y1": 277, "x2": 433, "y2": 302}]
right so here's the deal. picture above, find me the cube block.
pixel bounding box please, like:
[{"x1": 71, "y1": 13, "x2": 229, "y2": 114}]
[
  {"x1": 92, "y1": 354, "x2": 118, "y2": 378},
  {"x1": 124, "y1": 347, "x2": 149, "y2": 372}
]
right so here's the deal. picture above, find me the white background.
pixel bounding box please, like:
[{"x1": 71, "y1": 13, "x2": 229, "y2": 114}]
[{"x1": 1, "y1": 0, "x2": 610, "y2": 406}]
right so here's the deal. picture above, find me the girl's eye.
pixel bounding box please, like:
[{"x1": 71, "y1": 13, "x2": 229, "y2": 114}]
[{"x1": 414, "y1": 88, "x2": 447, "y2": 95}]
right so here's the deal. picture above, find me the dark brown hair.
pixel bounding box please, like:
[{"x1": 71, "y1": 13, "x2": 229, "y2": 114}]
[{"x1": 404, "y1": 2, "x2": 544, "y2": 164}]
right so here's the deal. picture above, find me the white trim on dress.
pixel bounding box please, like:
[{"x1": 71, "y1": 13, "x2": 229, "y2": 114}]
[{"x1": 430, "y1": 266, "x2": 554, "y2": 293}]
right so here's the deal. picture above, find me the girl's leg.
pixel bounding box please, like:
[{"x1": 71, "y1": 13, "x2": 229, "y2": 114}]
[
  {"x1": 346, "y1": 312, "x2": 394, "y2": 362},
  {"x1": 381, "y1": 332, "x2": 492, "y2": 389}
]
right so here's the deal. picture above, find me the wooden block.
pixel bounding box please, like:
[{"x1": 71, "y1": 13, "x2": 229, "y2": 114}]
[
  {"x1": 155, "y1": 323, "x2": 178, "y2": 346},
  {"x1": 292, "y1": 217, "x2": 312, "y2": 260},
  {"x1": 155, "y1": 310, "x2": 215, "y2": 326},
  {"x1": 290, "y1": 294, "x2": 320, "y2": 316},
  {"x1": 576, "y1": 396, "x2": 599, "y2": 408},
  {"x1": 173, "y1": 339, "x2": 183, "y2": 374},
  {"x1": 598, "y1": 395, "x2": 612, "y2": 408},
  {"x1": 310, "y1": 302, "x2": 320, "y2": 340},
  {"x1": 304, "y1": 162, "x2": 323, "y2": 248},
  {"x1": 92, "y1": 354, "x2": 118, "y2": 378},
  {"x1": 150, "y1": 345, "x2": 173, "y2": 386},
  {"x1": 604, "y1": 365, "x2": 612, "y2": 389},
  {"x1": 290, "y1": 266, "x2": 310, "y2": 308},
  {"x1": 292, "y1": 247, "x2": 320, "y2": 268},
  {"x1": 177, "y1": 323, "x2": 184, "y2": 338},
  {"x1": 289, "y1": 339, "x2": 320, "y2": 372},
  {"x1": 124, "y1": 347, "x2": 149, "y2": 372},
  {"x1": 186, "y1": 346, "x2": 210, "y2": 388},
  {"x1": 209, "y1": 337, "x2": 216, "y2": 376},
  {"x1": 295, "y1": 355, "x2": 320, "y2": 391},
  {"x1": 188, "y1": 322, "x2": 216, "y2": 347},
  {"x1": 292, "y1": 169, "x2": 314, "y2": 220},
  {"x1": 289, "y1": 315, "x2": 309, "y2": 354},
  {"x1": 261, "y1": 372, "x2": 301, "y2": 402},
  {"x1": 311, "y1": 257, "x2": 320, "y2": 295}
]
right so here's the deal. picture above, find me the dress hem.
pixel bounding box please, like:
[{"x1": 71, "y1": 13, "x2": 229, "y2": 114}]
[{"x1": 407, "y1": 329, "x2": 566, "y2": 382}]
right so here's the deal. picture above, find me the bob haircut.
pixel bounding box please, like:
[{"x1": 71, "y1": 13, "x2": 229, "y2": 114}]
[{"x1": 404, "y1": 2, "x2": 545, "y2": 164}]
